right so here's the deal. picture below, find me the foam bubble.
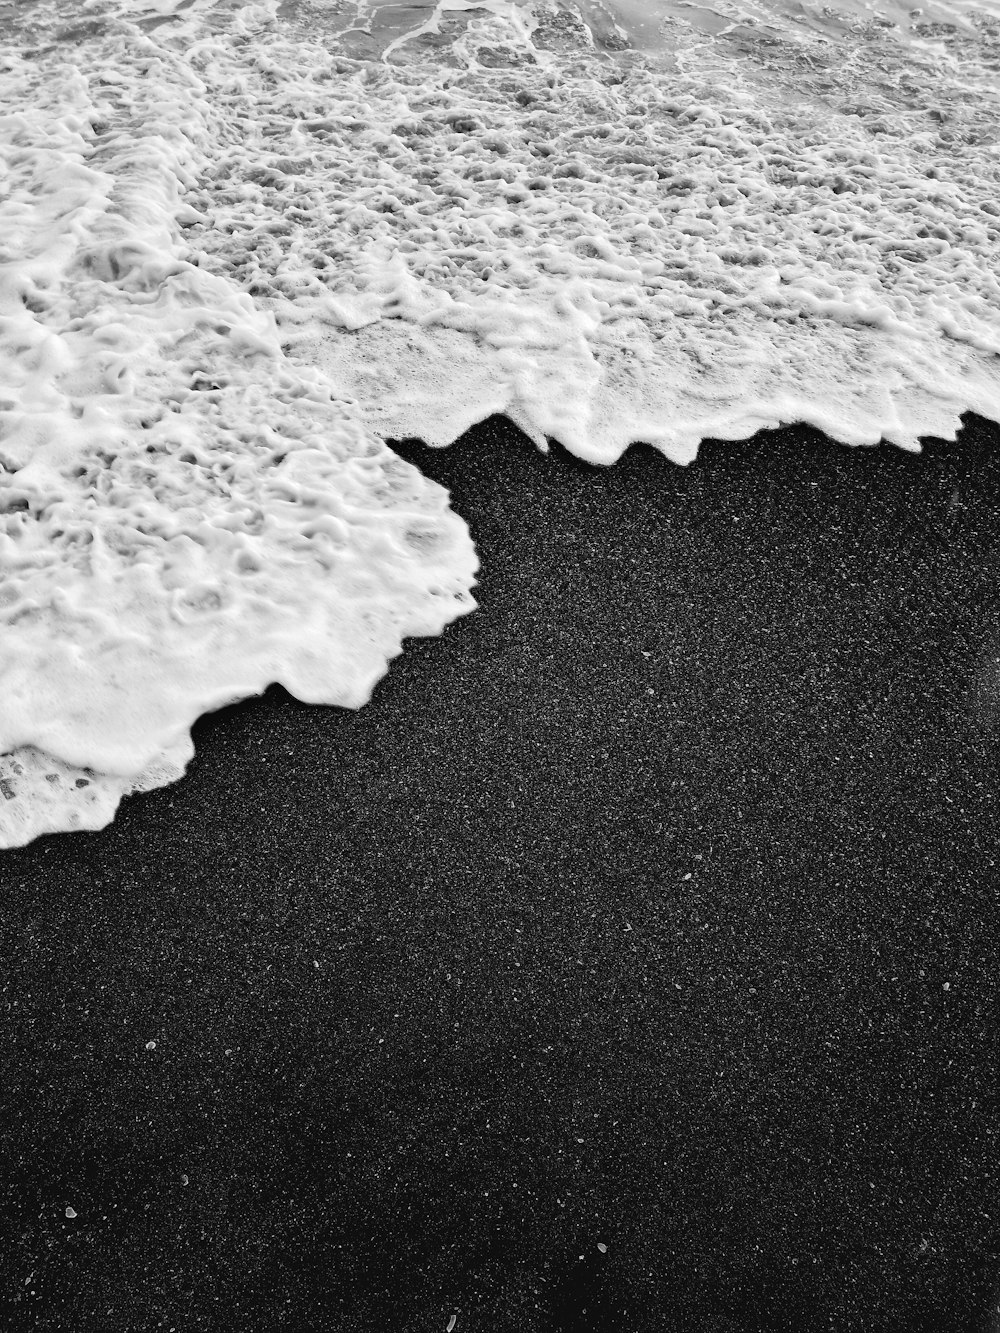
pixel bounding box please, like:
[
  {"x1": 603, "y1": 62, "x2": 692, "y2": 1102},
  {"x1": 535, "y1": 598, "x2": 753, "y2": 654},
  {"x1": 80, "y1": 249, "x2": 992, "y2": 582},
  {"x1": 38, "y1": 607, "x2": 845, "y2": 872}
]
[
  {"x1": 0, "y1": 28, "x2": 477, "y2": 846},
  {"x1": 174, "y1": 11, "x2": 1000, "y2": 463},
  {"x1": 4, "y1": 0, "x2": 1000, "y2": 842}
]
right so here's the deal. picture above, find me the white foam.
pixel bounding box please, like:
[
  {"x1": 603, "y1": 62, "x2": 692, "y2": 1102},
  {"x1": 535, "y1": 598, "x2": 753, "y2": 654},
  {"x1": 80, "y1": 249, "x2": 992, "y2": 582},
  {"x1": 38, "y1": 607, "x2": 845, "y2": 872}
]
[
  {"x1": 4, "y1": 0, "x2": 1000, "y2": 843},
  {"x1": 171, "y1": 7, "x2": 1000, "y2": 464},
  {"x1": 0, "y1": 26, "x2": 477, "y2": 846}
]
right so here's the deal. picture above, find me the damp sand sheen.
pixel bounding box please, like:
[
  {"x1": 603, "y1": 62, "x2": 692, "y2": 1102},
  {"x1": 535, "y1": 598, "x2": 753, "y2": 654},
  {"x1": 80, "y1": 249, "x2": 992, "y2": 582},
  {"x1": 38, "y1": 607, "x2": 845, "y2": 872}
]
[{"x1": 1, "y1": 0, "x2": 999, "y2": 846}]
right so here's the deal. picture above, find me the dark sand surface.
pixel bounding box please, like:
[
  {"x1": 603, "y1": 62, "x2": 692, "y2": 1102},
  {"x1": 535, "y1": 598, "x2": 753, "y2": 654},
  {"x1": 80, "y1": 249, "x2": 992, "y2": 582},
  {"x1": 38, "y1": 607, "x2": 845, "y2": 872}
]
[{"x1": 3, "y1": 414, "x2": 1000, "y2": 1331}]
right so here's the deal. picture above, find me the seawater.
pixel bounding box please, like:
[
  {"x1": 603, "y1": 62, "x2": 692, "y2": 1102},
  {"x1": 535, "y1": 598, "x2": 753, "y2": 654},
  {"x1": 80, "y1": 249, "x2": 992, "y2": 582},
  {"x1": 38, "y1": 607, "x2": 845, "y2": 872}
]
[{"x1": 1, "y1": 0, "x2": 999, "y2": 845}]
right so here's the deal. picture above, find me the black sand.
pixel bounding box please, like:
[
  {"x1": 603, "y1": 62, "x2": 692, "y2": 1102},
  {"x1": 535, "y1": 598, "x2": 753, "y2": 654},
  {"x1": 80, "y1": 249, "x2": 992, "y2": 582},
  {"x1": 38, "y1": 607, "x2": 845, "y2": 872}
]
[{"x1": 3, "y1": 414, "x2": 1000, "y2": 1331}]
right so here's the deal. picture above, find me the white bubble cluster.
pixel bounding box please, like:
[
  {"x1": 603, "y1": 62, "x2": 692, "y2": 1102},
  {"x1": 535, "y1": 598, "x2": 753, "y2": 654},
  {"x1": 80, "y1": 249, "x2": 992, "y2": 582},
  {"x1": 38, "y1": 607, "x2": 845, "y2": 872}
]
[
  {"x1": 2, "y1": 0, "x2": 1000, "y2": 843},
  {"x1": 167, "y1": 1, "x2": 1000, "y2": 463},
  {"x1": 0, "y1": 25, "x2": 477, "y2": 846}
]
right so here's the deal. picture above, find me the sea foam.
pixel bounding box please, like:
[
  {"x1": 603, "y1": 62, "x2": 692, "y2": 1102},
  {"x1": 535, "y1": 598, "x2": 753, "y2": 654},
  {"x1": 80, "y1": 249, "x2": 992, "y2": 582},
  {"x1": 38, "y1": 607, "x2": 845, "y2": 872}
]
[
  {"x1": 0, "y1": 16, "x2": 477, "y2": 846},
  {"x1": 180, "y1": 0, "x2": 1000, "y2": 462},
  {"x1": 2, "y1": 0, "x2": 1000, "y2": 844}
]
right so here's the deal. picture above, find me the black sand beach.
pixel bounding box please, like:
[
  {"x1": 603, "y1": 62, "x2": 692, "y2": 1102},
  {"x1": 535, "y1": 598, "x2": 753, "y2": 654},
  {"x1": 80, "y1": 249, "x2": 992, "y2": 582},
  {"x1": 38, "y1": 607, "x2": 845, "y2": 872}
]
[{"x1": 3, "y1": 414, "x2": 1000, "y2": 1331}]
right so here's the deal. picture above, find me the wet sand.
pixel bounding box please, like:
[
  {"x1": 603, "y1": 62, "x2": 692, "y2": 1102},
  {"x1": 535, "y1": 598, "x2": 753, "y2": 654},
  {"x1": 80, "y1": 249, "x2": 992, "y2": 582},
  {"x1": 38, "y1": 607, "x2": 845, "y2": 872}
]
[{"x1": 3, "y1": 413, "x2": 1000, "y2": 1330}]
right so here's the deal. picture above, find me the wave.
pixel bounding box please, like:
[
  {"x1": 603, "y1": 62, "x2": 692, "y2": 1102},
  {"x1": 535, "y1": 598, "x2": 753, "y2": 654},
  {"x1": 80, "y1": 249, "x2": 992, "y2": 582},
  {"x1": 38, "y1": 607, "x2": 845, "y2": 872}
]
[
  {"x1": 0, "y1": 14, "x2": 477, "y2": 845},
  {"x1": 1, "y1": 0, "x2": 998, "y2": 843}
]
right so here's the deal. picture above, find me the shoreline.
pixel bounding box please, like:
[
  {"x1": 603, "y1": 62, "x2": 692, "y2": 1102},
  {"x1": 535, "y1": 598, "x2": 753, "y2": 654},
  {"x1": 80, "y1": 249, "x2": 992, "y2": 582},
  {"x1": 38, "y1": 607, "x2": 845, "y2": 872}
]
[{"x1": 3, "y1": 412, "x2": 1000, "y2": 1329}]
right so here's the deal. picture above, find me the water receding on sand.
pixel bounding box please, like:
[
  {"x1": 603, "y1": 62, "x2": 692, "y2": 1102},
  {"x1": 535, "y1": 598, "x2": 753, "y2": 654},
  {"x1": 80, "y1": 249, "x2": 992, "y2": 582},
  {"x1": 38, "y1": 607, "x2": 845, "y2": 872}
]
[{"x1": 1, "y1": 0, "x2": 999, "y2": 843}]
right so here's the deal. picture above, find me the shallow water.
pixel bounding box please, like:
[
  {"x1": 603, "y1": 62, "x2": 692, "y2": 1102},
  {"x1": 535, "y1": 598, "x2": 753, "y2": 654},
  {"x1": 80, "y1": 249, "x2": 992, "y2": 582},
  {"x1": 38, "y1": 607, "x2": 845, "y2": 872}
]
[{"x1": 1, "y1": 0, "x2": 999, "y2": 843}]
